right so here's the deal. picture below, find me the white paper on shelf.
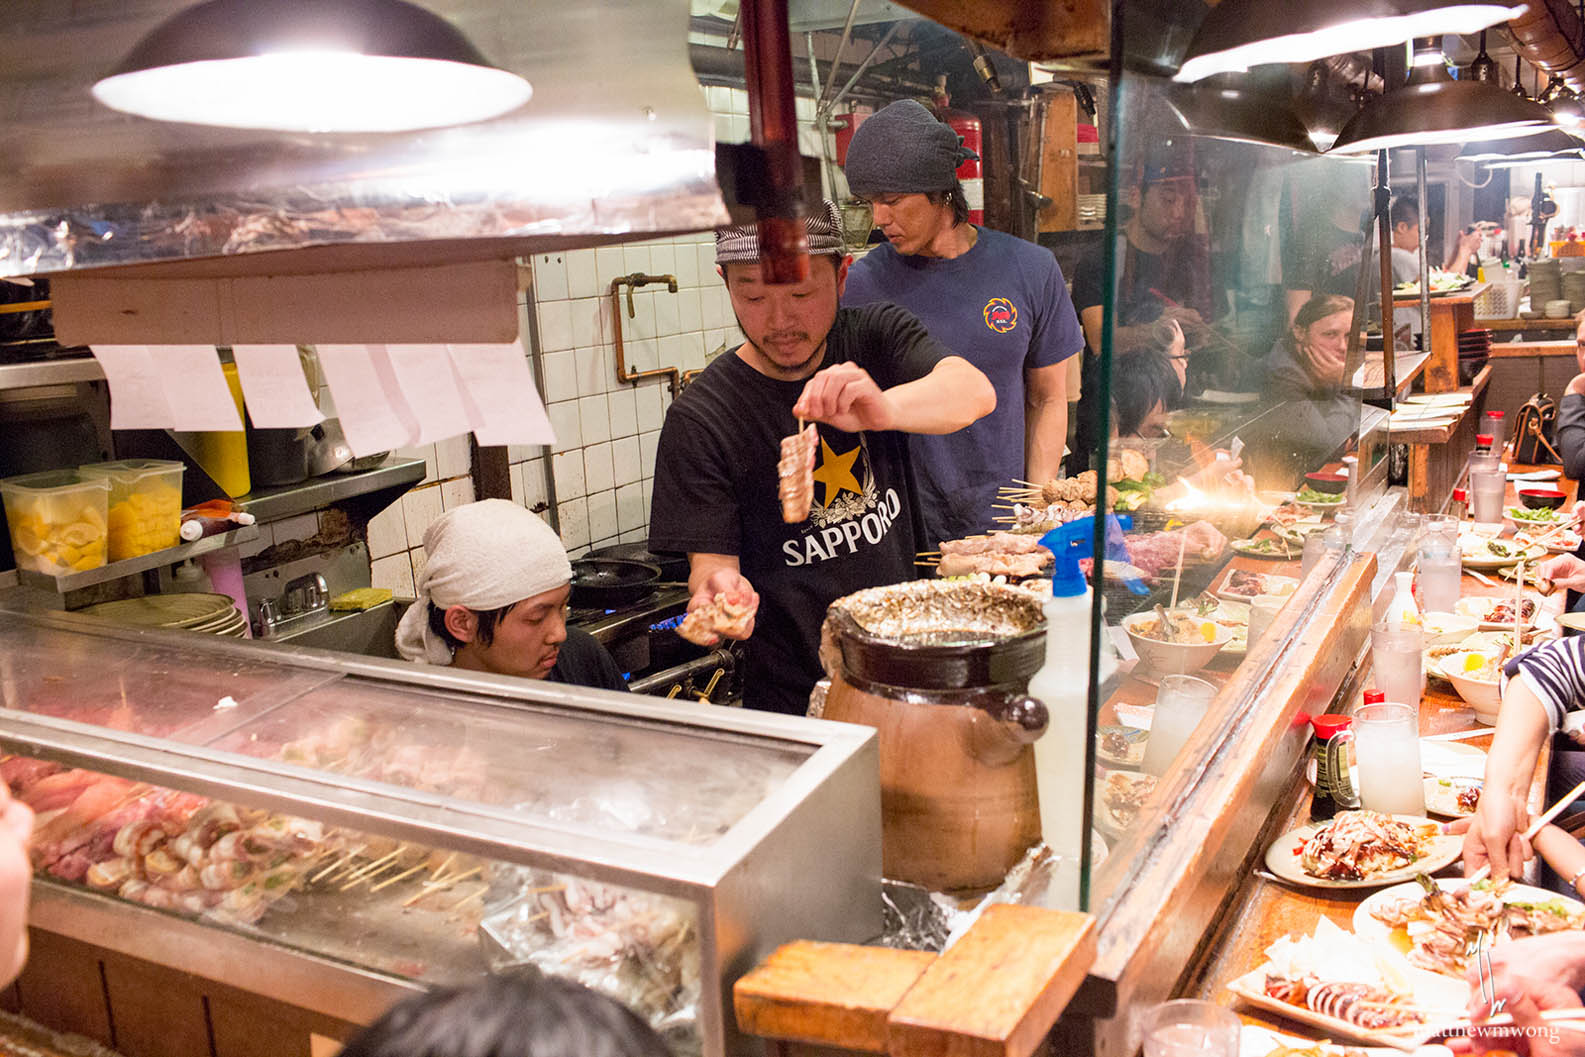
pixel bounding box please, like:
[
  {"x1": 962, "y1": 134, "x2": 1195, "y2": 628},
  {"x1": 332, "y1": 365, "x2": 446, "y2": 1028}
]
[
  {"x1": 447, "y1": 343, "x2": 556, "y2": 447},
  {"x1": 316, "y1": 345, "x2": 416, "y2": 457},
  {"x1": 383, "y1": 344, "x2": 473, "y2": 444},
  {"x1": 230, "y1": 345, "x2": 324, "y2": 429},
  {"x1": 91, "y1": 344, "x2": 243, "y2": 431}
]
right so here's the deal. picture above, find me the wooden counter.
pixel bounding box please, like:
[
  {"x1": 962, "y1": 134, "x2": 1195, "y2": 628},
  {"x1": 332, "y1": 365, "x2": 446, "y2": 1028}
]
[{"x1": 1185, "y1": 466, "x2": 1577, "y2": 1043}]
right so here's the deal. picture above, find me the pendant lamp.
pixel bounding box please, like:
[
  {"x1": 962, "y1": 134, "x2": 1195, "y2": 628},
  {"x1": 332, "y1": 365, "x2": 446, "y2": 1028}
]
[
  {"x1": 1174, "y1": 0, "x2": 1526, "y2": 83},
  {"x1": 1329, "y1": 38, "x2": 1558, "y2": 153},
  {"x1": 1512, "y1": 55, "x2": 1530, "y2": 99},
  {"x1": 1456, "y1": 128, "x2": 1585, "y2": 162},
  {"x1": 1163, "y1": 75, "x2": 1319, "y2": 154},
  {"x1": 1540, "y1": 77, "x2": 1585, "y2": 130},
  {"x1": 92, "y1": 0, "x2": 533, "y2": 133},
  {"x1": 1464, "y1": 30, "x2": 1498, "y2": 84}
]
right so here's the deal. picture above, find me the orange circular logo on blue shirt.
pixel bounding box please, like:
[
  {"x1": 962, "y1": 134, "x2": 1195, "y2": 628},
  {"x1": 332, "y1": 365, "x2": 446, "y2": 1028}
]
[{"x1": 983, "y1": 298, "x2": 1018, "y2": 333}]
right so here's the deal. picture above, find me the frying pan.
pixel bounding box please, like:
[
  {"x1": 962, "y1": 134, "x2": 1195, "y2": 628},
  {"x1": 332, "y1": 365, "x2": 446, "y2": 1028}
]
[
  {"x1": 588, "y1": 542, "x2": 689, "y2": 582},
  {"x1": 570, "y1": 558, "x2": 661, "y2": 609}
]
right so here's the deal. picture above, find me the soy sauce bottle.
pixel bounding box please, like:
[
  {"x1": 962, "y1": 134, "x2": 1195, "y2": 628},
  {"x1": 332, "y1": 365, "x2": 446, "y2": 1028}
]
[{"x1": 1310, "y1": 712, "x2": 1357, "y2": 820}]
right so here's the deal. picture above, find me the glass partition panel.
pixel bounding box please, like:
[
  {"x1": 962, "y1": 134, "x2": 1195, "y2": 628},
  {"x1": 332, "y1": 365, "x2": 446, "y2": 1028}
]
[{"x1": 1084, "y1": 73, "x2": 1373, "y2": 905}]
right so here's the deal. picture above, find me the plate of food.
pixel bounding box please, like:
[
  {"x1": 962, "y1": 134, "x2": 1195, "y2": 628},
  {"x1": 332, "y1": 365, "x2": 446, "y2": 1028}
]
[
  {"x1": 1096, "y1": 725, "x2": 1148, "y2": 769},
  {"x1": 1226, "y1": 918, "x2": 1466, "y2": 1049},
  {"x1": 1394, "y1": 268, "x2": 1475, "y2": 297},
  {"x1": 1094, "y1": 768, "x2": 1158, "y2": 840},
  {"x1": 1232, "y1": 535, "x2": 1303, "y2": 560},
  {"x1": 1506, "y1": 505, "x2": 1566, "y2": 528},
  {"x1": 1421, "y1": 777, "x2": 1481, "y2": 818},
  {"x1": 1458, "y1": 534, "x2": 1544, "y2": 570},
  {"x1": 1217, "y1": 568, "x2": 1300, "y2": 602},
  {"x1": 1296, "y1": 485, "x2": 1347, "y2": 510},
  {"x1": 1354, "y1": 877, "x2": 1585, "y2": 977},
  {"x1": 1263, "y1": 810, "x2": 1462, "y2": 889},
  {"x1": 1453, "y1": 595, "x2": 1544, "y2": 631}
]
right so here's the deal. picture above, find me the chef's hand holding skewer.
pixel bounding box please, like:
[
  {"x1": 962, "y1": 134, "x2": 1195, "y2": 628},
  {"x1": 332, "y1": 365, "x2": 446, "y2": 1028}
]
[
  {"x1": 791, "y1": 363, "x2": 896, "y2": 433},
  {"x1": 0, "y1": 781, "x2": 33, "y2": 987}
]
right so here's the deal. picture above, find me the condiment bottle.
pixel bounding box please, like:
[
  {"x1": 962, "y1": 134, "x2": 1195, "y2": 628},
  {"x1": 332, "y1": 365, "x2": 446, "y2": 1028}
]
[
  {"x1": 1031, "y1": 515, "x2": 1129, "y2": 907},
  {"x1": 1482, "y1": 411, "x2": 1507, "y2": 455},
  {"x1": 1310, "y1": 714, "x2": 1355, "y2": 820},
  {"x1": 1474, "y1": 433, "x2": 1494, "y2": 458},
  {"x1": 1451, "y1": 487, "x2": 1468, "y2": 520},
  {"x1": 1388, "y1": 570, "x2": 1422, "y2": 626}
]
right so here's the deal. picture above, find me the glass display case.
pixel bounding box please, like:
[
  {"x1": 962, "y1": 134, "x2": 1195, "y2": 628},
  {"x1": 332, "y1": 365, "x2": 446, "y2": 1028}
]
[
  {"x1": 0, "y1": 607, "x2": 881, "y2": 1057},
  {"x1": 1081, "y1": 72, "x2": 1390, "y2": 905}
]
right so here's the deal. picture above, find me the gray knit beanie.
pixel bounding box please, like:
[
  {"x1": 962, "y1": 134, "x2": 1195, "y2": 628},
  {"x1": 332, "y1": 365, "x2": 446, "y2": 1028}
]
[{"x1": 843, "y1": 99, "x2": 977, "y2": 196}]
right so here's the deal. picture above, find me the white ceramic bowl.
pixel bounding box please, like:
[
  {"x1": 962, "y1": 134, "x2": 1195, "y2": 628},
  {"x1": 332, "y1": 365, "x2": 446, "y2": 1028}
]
[
  {"x1": 1122, "y1": 612, "x2": 1232, "y2": 675},
  {"x1": 1439, "y1": 650, "x2": 1503, "y2": 723},
  {"x1": 1422, "y1": 611, "x2": 1479, "y2": 646}
]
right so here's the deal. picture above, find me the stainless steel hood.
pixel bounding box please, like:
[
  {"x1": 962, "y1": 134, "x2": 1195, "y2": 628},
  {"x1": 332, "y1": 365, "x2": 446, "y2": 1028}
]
[{"x1": 0, "y1": 0, "x2": 729, "y2": 279}]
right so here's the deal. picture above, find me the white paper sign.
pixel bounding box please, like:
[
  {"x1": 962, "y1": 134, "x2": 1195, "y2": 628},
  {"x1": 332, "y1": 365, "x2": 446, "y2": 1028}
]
[
  {"x1": 447, "y1": 343, "x2": 556, "y2": 447},
  {"x1": 91, "y1": 345, "x2": 243, "y2": 431},
  {"x1": 384, "y1": 344, "x2": 472, "y2": 444},
  {"x1": 316, "y1": 345, "x2": 417, "y2": 457},
  {"x1": 231, "y1": 345, "x2": 324, "y2": 429}
]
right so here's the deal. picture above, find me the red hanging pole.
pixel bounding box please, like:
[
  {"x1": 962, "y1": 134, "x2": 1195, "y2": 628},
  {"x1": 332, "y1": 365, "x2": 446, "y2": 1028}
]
[{"x1": 739, "y1": 0, "x2": 809, "y2": 284}]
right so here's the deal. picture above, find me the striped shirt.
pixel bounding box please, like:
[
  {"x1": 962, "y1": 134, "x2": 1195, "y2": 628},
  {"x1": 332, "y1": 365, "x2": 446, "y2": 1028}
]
[{"x1": 1505, "y1": 636, "x2": 1585, "y2": 730}]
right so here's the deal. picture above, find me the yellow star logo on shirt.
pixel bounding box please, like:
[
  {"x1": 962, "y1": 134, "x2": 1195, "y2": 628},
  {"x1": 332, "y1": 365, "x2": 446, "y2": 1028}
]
[{"x1": 811, "y1": 438, "x2": 863, "y2": 508}]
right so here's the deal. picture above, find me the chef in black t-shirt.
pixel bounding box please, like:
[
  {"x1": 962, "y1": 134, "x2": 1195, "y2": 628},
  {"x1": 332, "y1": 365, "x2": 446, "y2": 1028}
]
[
  {"x1": 393, "y1": 499, "x2": 628, "y2": 693},
  {"x1": 647, "y1": 200, "x2": 996, "y2": 715}
]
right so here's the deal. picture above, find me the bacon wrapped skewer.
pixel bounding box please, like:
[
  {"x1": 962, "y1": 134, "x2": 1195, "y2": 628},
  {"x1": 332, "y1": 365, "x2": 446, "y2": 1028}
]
[{"x1": 778, "y1": 424, "x2": 817, "y2": 523}]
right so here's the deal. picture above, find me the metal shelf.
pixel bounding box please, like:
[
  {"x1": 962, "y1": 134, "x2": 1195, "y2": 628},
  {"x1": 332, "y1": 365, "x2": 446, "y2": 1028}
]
[
  {"x1": 0, "y1": 355, "x2": 103, "y2": 391},
  {"x1": 236, "y1": 458, "x2": 426, "y2": 523},
  {"x1": 15, "y1": 525, "x2": 259, "y2": 594}
]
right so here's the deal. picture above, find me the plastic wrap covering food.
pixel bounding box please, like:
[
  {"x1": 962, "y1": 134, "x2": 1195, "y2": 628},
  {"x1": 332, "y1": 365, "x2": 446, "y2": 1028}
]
[{"x1": 482, "y1": 866, "x2": 701, "y2": 1056}]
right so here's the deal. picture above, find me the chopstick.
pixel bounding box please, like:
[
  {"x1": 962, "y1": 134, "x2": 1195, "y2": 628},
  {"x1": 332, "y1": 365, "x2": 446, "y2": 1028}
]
[
  {"x1": 1466, "y1": 568, "x2": 1497, "y2": 588},
  {"x1": 1467, "y1": 777, "x2": 1585, "y2": 883},
  {"x1": 1423, "y1": 727, "x2": 1491, "y2": 742}
]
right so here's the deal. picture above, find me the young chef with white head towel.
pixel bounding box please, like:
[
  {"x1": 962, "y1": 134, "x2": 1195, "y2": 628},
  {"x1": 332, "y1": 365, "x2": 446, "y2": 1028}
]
[{"x1": 393, "y1": 499, "x2": 628, "y2": 692}]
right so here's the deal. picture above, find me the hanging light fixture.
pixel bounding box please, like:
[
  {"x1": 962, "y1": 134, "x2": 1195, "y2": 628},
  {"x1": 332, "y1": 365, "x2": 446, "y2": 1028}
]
[
  {"x1": 1512, "y1": 55, "x2": 1530, "y2": 100},
  {"x1": 1174, "y1": 0, "x2": 1527, "y2": 83},
  {"x1": 1464, "y1": 29, "x2": 1499, "y2": 84},
  {"x1": 1330, "y1": 37, "x2": 1558, "y2": 153},
  {"x1": 1294, "y1": 61, "x2": 1362, "y2": 151},
  {"x1": 1540, "y1": 76, "x2": 1585, "y2": 130},
  {"x1": 92, "y1": 0, "x2": 533, "y2": 133},
  {"x1": 1163, "y1": 74, "x2": 1320, "y2": 153},
  {"x1": 1456, "y1": 128, "x2": 1585, "y2": 161}
]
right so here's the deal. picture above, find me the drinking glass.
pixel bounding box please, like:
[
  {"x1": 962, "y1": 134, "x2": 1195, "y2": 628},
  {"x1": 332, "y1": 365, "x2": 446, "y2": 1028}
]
[
  {"x1": 1141, "y1": 999, "x2": 1240, "y2": 1057},
  {"x1": 1142, "y1": 675, "x2": 1218, "y2": 776},
  {"x1": 1343, "y1": 700, "x2": 1425, "y2": 815},
  {"x1": 1247, "y1": 593, "x2": 1286, "y2": 651},
  {"x1": 1468, "y1": 451, "x2": 1501, "y2": 476},
  {"x1": 1469, "y1": 468, "x2": 1507, "y2": 528},
  {"x1": 1371, "y1": 620, "x2": 1425, "y2": 707},
  {"x1": 1418, "y1": 551, "x2": 1462, "y2": 614}
]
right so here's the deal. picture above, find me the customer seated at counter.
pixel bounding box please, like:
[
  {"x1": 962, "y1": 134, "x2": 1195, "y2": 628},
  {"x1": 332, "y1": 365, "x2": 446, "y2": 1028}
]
[
  {"x1": 1260, "y1": 294, "x2": 1359, "y2": 462},
  {"x1": 1557, "y1": 311, "x2": 1585, "y2": 481},
  {"x1": 1112, "y1": 344, "x2": 1181, "y2": 440},
  {"x1": 393, "y1": 499, "x2": 628, "y2": 693},
  {"x1": 1462, "y1": 633, "x2": 1585, "y2": 891},
  {"x1": 337, "y1": 964, "x2": 669, "y2": 1057}
]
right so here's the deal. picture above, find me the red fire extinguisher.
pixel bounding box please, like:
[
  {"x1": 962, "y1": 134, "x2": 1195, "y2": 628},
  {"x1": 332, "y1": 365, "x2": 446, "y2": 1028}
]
[{"x1": 933, "y1": 77, "x2": 983, "y2": 226}]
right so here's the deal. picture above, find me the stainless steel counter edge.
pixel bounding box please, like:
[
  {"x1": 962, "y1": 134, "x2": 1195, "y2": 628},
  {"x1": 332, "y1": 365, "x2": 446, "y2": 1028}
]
[{"x1": 30, "y1": 882, "x2": 421, "y2": 1026}]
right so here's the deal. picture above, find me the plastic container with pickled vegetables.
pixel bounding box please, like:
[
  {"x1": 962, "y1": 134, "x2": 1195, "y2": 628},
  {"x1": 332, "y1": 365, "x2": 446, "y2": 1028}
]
[
  {"x1": 0, "y1": 470, "x2": 110, "y2": 575},
  {"x1": 78, "y1": 459, "x2": 185, "y2": 561}
]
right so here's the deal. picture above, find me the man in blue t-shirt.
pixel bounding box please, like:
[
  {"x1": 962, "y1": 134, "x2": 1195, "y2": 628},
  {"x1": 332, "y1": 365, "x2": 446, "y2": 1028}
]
[{"x1": 840, "y1": 99, "x2": 1085, "y2": 551}]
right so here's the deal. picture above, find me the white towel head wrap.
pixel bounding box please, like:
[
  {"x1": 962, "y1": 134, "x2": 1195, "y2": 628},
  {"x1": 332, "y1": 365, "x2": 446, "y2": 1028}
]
[{"x1": 394, "y1": 499, "x2": 571, "y2": 665}]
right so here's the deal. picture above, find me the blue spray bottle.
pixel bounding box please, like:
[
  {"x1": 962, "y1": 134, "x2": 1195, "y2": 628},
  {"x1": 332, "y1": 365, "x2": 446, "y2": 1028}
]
[{"x1": 1027, "y1": 514, "x2": 1133, "y2": 906}]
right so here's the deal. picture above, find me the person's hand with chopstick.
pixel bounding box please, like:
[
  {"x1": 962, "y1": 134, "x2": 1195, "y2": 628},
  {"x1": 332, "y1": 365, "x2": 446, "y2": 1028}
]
[
  {"x1": 1463, "y1": 677, "x2": 1557, "y2": 882},
  {"x1": 1540, "y1": 554, "x2": 1585, "y2": 595},
  {"x1": 1451, "y1": 933, "x2": 1585, "y2": 1057}
]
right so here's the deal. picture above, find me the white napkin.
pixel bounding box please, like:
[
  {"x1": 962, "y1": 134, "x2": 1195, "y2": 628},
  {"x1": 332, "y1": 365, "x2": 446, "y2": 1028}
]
[{"x1": 1419, "y1": 740, "x2": 1488, "y2": 781}]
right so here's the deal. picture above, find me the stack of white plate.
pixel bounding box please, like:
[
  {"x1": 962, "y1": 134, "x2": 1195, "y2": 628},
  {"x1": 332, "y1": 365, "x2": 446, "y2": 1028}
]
[{"x1": 77, "y1": 593, "x2": 247, "y2": 637}]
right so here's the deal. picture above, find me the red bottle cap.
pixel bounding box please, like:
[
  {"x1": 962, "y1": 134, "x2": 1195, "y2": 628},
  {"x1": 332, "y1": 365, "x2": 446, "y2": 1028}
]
[
  {"x1": 1363, "y1": 690, "x2": 1386, "y2": 704},
  {"x1": 1487, "y1": 410, "x2": 1506, "y2": 419},
  {"x1": 1476, "y1": 434, "x2": 1494, "y2": 445},
  {"x1": 1311, "y1": 714, "x2": 1354, "y2": 738},
  {"x1": 1453, "y1": 488, "x2": 1468, "y2": 501}
]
